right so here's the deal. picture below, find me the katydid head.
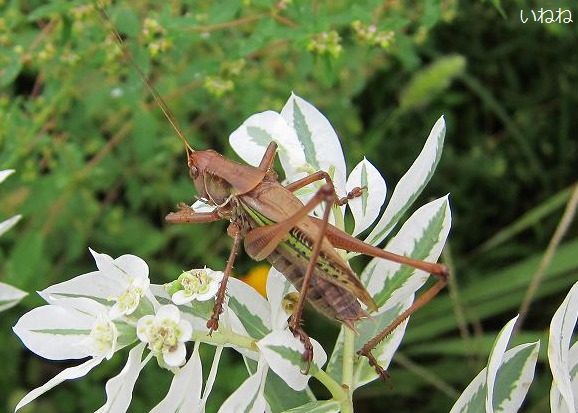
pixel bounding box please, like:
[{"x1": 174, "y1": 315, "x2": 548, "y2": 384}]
[{"x1": 187, "y1": 150, "x2": 234, "y2": 206}]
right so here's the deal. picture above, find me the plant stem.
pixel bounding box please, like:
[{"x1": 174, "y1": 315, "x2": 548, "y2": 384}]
[
  {"x1": 192, "y1": 330, "x2": 257, "y2": 351},
  {"x1": 314, "y1": 369, "x2": 346, "y2": 401},
  {"x1": 340, "y1": 328, "x2": 355, "y2": 412}
]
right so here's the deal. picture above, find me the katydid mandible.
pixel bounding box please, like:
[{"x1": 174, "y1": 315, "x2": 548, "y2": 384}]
[{"x1": 96, "y1": 3, "x2": 449, "y2": 380}]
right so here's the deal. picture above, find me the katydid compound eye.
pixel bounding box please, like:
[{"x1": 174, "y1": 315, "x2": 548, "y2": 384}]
[{"x1": 189, "y1": 166, "x2": 198, "y2": 180}]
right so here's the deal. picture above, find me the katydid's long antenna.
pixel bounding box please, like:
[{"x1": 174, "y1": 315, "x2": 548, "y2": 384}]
[{"x1": 94, "y1": 0, "x2": 194, "y2": 155}]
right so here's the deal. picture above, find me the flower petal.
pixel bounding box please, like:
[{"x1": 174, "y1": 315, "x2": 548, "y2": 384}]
[
  {"x1": 157, "y1": 304, "x2": 181, "y2": 322},
  {"x1": 178, "y1": 319, "x2": 193, "y2": 342},
  {"x1": 163, "y1": 342, "x2": 187, "y2": 367},
  {"x1": 15, "y1": 356, "x2": 104, "y2": 411},
  {"x1": 136, "y1": 315, "x2": 155, "y2": 342},
  {"x1": 172, "y1": 290, "x2": 193, "y2": 305}
]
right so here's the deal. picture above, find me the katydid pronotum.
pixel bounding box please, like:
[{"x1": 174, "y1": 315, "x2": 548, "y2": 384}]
[{"x1": 96, "y1": 3, "x2": 449, "y2": 381}]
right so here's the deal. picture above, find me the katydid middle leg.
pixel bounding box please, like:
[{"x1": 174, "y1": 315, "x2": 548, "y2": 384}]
[{"x1": 285, "y1": 170, "x2": 365, "y2": 205}]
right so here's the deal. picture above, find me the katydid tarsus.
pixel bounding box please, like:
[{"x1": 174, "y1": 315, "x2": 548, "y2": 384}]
[{"x1": 96, "y1": 3, "x2": 449, "y2": 381}]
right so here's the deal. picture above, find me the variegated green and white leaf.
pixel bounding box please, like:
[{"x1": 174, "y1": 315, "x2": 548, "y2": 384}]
[
  {"x1": 229, "y1": 110, "x2": 306, "y2": 173},
  {"x1": 150, "y1": 341, "x2": 202, "y2": 413},
  {"x1": 218, "y1": 358, "x2": 268, "y2": 413},
  {"x1": 0, "y1": 281, "x2": 27, "y2": 312},
  {"x1": 280, "y1": 93, "x2": 347, "y2": 196},
  {"x1": 15, "y1": 356, "x2": 104, "y2": 411},
  {"x1": 281, "y1": 400, "x2": 340, "y2": 413},
  {"x1": 13, "y1": 298, "x2": 102, "y2": 360},
  {"x1": 227, "y1": 278, "x2": 272, "y2": 339},
  {"x1": 362, "y1": 195, "x2": 451, "y2": 309},
  {"x1": 450, "y1": 341, "x2": 540, "y2": 413},
  {"x1": 40, "y1": 269, "x2": 123, "y2": 306},
  {"x1": 257, "y1": 329, "x2": 327, "y2": 391},
  {"x1": 96, "y1": 343, "x2": 148, "y2": 413},
  {"x1": 0, "y1": 214, "x2": 22, "y2": 237},
  {"x1": 364, "y1": 116, "x2": 446, "y2": 247},
  {"x1": 346, "y1": 157, "x2": 387, "y2": 236},
  {"x1": 551, "y1": 341, "x2": 578, "y2": 413},
  {"x1": 486, "y1": 315, "x2": 519, "y2": 413},
  {"x1": 549, "y1": 280, "x2": 578, "y2": 413}
]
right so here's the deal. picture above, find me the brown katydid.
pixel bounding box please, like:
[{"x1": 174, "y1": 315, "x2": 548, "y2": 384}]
[{"x1": 96, "y1": 2, "x2": 449, "y2": 380}]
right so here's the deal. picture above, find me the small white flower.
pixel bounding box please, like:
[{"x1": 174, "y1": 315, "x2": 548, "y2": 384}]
[
  {"x1": 169, "y1": 268, "x2": 224, "y2": 305},
  {"x1": 88, "y1": 249, "x2": 151, "y2": 319},
  {"x1": 109, "y1": 275, "x2": 150, "y2": 319},
  {"x1": 82, "y1": 312, "x2": 118, "y2": 359},
  {"x1": 137, "y1": 305, "x2": 192, "y2": 367}
]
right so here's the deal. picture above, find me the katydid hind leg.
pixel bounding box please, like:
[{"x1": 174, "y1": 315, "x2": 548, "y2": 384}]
[
  {"x1": 358, "y1": 277, "x2": 448, "y2": 381},
  {"x1": 207, "y1": 223, "x2": 243, "y2": 334}
]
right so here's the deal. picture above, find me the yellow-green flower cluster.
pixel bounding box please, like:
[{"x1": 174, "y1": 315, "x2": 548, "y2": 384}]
[
  {"x1": 351, "y1": 20, "x2": 395, "y2": 50},
  {"x1": 307, "y1": 31, "x2": 343, "y2": 58},
  {"x1": 142, "y1": 17, "x2": 173, "y2": 57}
]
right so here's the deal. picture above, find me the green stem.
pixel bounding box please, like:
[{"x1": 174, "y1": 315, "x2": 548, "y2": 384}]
[
  {"x1": 341, "y1": 328, "x2": 355, "y2": 412},
  {"x1": 192, "y1": 330, "x2": 257, "y2": 351},
  {"x1": 314, "y1": 369, "x2": 346, "y2": 401}
]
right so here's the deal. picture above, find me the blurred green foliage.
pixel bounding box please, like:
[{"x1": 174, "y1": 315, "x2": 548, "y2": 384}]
[{"x1": 0, "y1": 0, "x2": 576, "y2": 411}]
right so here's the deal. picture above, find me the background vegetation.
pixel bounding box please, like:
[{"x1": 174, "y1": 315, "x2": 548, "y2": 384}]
[{"x1": 0, "y1": 0, "x2": 576, "y2": 411}]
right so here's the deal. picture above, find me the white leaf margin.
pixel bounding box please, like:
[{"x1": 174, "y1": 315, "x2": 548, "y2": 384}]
[
  {"x1": 362, "y1": 194, "x2": 451, "y2": 309},
  {"x1": 15, "y1": 356, "x2": 105, "y2": 411},
  {"x1": 364, "y1": 116, "x2": 446, "y2": 248},
  {"x1": 549, "y1": 280, "x2": 578, "y2": 413},
  {"x1": 95, "y1": 343, "x2": 148, "y2": 413},
  {"x1": 346, "y1": 157, "x2": 387, "y2": 237},
  {"x1": 150, "y1": 341, "x2": 202, "y2": 413},
  {"x1": 257, "y1": 329, "x2": 327, "y2": 391},
  {"x1": 217, "y1": 357, "x2": 268, "y2": 413},
  {"x1": 0, "y1": 281, "x2": 27, "y2": 312},
  {"x1": 450, "y1": 341, "x2": 540, "y2": 413},
  {"x1": 0, "y1": 214, "x2": 22, "y2": 237},
  {"x1": 486, "y1": 315, "x2": 519, "y2": 413},
  {"x1": 551, "y1": 341, "x2": 578, "y2": 413}
]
